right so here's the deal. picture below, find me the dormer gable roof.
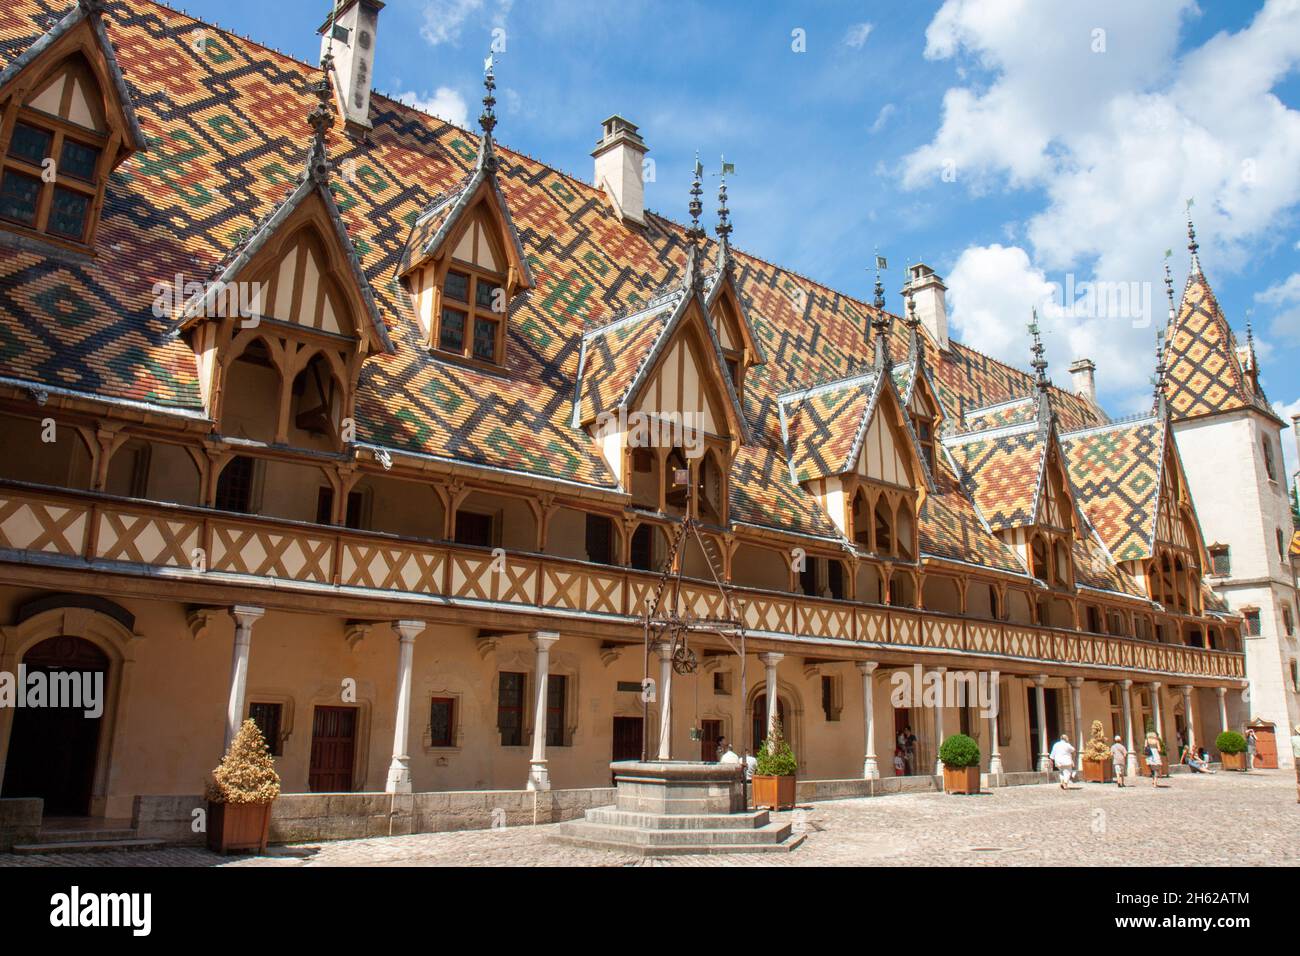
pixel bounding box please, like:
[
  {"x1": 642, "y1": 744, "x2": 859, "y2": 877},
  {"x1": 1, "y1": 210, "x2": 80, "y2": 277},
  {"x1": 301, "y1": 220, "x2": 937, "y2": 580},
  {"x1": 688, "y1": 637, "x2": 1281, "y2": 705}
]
[
  {"x1": 0, "y1": 0, "x2": 148, "y2": 162},
  {"x1": 175, "y1": 155, "x2": 393, "y2": 355},
  {"x1": 703, "y1": 267, "x2": 766, "y2": 365},
  {"x1": 1060, "y1": 416, "x2": 1164, "y2": 562}
]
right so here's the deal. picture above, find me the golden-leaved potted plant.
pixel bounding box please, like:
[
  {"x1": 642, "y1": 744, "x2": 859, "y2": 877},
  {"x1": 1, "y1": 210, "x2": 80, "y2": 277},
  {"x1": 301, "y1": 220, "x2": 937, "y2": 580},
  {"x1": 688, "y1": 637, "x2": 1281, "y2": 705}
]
[
  {"x1": 206, "y1": 718, "x2": 280, "y2": 854},
  {"x1": 1081, "y1": 720, "x2": 1114, "y2": 783},
  {"x1": 752, "y1": 716, "x2": 797, "y2": 811}
]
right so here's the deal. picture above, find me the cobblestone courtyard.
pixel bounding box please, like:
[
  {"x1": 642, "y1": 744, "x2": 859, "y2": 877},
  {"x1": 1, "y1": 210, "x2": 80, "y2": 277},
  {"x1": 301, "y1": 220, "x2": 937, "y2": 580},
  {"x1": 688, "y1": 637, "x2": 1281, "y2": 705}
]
[{"x1": 4, "y1": 770, "x2": 1296, "y2": 867}]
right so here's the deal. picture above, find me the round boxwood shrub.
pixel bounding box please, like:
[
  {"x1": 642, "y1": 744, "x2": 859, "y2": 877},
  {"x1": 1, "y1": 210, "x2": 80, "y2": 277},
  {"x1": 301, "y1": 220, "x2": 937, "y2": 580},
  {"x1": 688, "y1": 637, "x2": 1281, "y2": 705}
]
[
  {"x1": 939, "y1": 733, "x2": 980, "y2": 769},
  {"x1": 1215, "y1": 730, "x2": 1247, "y2": 754}
]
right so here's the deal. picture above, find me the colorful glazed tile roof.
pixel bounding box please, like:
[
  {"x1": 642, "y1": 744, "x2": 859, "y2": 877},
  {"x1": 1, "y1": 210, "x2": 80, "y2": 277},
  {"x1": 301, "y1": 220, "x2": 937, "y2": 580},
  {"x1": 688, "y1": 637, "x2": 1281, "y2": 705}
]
[
  {"x1": 778, "y1": 371, "x2": 878, "y2": 483},
  {"x1": 1162, "y1": 270, "x2": 1277, "y2": 423},
  {"x1": 1060, "y1": 418, "x2": 1164, "y2": 563},
  {"x1": 944, "y1": 423, "x2": 1047, "y2": 532},
  {"x1": 0, "y1": 0, "x2": 1209, "y2": 589},
  {"x1": 1072, "y1": 531, "x2": 1144, "y2": 598}
]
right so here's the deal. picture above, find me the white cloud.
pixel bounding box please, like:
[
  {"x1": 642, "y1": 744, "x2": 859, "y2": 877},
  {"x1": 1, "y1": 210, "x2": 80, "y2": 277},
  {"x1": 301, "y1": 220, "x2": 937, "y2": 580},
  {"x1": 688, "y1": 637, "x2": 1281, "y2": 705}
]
[
  {"x1": 844, "y1": 23, "x2": 874, "y2": 49},
  {"x1": 396, "y1": 87, "x2": 469, "y2": 128},
  {"x1": 1257, "y1": 272, "x2": 1300, "y2": 343},
  {"x1": 421, "y1": 0, "x2": 484, "y2": 46},
  {"x1": 904, "y1": 0, "x2": 1300, "y2": 406},
  {"x1": 869, "y1": 103, "x2": 895, "y2": 134}
]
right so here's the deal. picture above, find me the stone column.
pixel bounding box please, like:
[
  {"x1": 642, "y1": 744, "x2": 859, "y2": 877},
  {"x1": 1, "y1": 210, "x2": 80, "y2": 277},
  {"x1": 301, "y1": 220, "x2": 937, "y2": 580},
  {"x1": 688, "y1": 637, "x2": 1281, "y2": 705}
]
[
  {"x1": 1120, "y1": 679, "x2": 1139, "y2": 776},
  {"x1": 1068, "y1": 677, "x2": 1084, "y2": 776},
  {"x1": 224, "y1": 605, "x2": 264, "y2": 752},
  {"x1": 1034, "y1": 675, "x2": 1050, "y2": 772},
  {"x1": 1216, "y1": 686, "x2": 1228, "y2": 735},
  {"x1": 1150, "y1": 680, "x2": 1164, "y2": 745},
  {"x1": 657, "y1": 641, "x2": 675, "y2": 760},
  {"x1": 760, "y1": 652, "x2": 784, "y2": 739},
  {"x1": 933, "y1": 666, "x2": 947, "y2": 776},
  {"x1": 857, "y1": 661, "x2": 879, "y2": 779},
  {"x1": 1182, "y1": 685, "x2": 1196, "y2": 753},
  {"x1": 528, "y1": 631, "x2": 560, "y2": 790},
  {"x1": 987, "y1": 670, "x2": 1004, "y2": 776},
  {"x1": 385, "y1": 620, "x2": 426, "y2": 794}
]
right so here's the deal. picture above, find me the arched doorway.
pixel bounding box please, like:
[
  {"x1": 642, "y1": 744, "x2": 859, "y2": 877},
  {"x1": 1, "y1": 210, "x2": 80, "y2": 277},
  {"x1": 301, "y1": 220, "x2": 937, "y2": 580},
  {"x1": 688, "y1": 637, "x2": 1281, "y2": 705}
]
[
  {"x1": 1, "y1": 636, "x2": 108, "y2": 815},
  {"x1": 751, "y1": 694, "x2": 787, "y2": 753}
]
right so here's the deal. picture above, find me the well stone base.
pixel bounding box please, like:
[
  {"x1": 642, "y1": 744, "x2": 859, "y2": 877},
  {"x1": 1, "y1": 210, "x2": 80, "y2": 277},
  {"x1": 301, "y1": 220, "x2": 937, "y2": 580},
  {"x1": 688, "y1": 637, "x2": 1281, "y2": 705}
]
[{"x1": 550, "y1": 760, "x2": 804, "y2": 857}]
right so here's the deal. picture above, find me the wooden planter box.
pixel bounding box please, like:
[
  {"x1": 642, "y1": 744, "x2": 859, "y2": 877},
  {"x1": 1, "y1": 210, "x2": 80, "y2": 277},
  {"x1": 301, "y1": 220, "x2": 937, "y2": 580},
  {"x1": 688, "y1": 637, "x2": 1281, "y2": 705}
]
[
  {"x1": 1082, "y1": 759, "x2": 1114, "y2": 783},
  {"x1": 207, "y1": 800, "x2": 273, "y2": 854},
  {"x1": 1221, "y1": 752, "x2": 1246, "y2": 771},
  {"x1": 752, "y1": 774, "x2": 796, "y2": 810},
  {"x1": 942, "y1": 765, "x2": 981, "y2": 794}
]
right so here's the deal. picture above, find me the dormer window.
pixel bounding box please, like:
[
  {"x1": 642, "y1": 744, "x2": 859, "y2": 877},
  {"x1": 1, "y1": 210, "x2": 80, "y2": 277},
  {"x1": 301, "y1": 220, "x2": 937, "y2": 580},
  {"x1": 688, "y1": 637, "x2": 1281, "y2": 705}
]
[
  {"x1": 0, "y1": 56, "x2": 110, "y2": 247},
  {"x1": 437, "y1": 263, "x2": 505, "y2": 364}
]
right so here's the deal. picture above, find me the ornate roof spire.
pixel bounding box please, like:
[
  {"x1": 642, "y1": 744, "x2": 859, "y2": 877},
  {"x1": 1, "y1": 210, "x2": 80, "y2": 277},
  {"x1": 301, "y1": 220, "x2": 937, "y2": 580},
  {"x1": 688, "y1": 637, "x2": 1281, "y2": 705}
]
[
  {"x1": 873, "y1": 252, "x2": 886, "y2": 312},
  {"x1": 684, "y1": 152, "x2": 705, "y2": 295},
  {"x1": 1186, "y1": 198, "x2": 1201, "y2": 276},
  {"x1": 1029, "y1": 309, "x2": 1050, "y2": 392},
  {"x1": 714, "y1": 156, "x2": 733, "y2": 272},
  {"x1": 304, "y1": 23, "x2": 337, "y2": 184},
  {"x1": 478, "y1": 55, "x2": 498, "y2": 172},
  {"x1": 871, "y1": 285, "x2": 893, "y2": 372},
  {"x1": 904, "y1": 277, "x2": 922, "y2": 363}
]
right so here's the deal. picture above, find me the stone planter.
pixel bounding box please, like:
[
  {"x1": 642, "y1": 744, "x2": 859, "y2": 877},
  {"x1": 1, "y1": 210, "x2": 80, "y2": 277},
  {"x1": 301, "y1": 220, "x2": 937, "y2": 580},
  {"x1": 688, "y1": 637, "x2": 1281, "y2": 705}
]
[
  {"x1": 1082, "y1": 759, "x2": 1114, "y2": 783},
  {"x1": 1220, "y1": 751, "x2": 1246, "y2": 772},
  {"x1": 752, "y1": 774, "x2": 796, "y2": 810},
  {"x1": 942, "y1": 765, "x2": 981, "y2": 794},
  {"x1": 207, "y1": 800, "x2": 273, "y2": 854}
]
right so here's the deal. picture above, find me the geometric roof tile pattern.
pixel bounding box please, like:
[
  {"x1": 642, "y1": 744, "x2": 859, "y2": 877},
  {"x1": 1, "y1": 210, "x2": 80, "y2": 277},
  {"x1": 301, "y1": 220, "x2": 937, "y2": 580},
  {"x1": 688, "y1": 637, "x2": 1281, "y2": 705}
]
[
  {"x1": 1, "y1": 0, "x2": 1165, "y2": 574},
  {"x1": 1060, "y1": 418, "x2": 1164, "y2": 563},
  {"x1": 778, "y1": 371, "x2": 878, "y2": 484},
  {"x1": 1162, "y1": 271, "x2": 1275, "y2": 422},
  {"x1": 944, "y1": 424, "x2": 1046, "y2": 532}
]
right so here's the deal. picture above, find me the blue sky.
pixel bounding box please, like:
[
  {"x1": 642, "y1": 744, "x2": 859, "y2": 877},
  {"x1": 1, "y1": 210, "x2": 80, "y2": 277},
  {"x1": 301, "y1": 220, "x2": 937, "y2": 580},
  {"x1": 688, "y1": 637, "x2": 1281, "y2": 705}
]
[{"x1": 187, "y1": 0, "x2": 1300, "y2": 464}]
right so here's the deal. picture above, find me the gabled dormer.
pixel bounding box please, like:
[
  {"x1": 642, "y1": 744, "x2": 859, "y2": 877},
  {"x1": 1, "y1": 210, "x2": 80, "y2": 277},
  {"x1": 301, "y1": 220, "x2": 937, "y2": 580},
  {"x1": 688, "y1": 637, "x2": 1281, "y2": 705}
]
[
  {"x1": 0, "y1": 0, "x2": 148, "y2": 251},
  {"x1": 397, "y1": 65, "x2": 532, "y2": 367},
  {"x1": 1146, "y1": 423, "x2": 1207, "y2": 614},
  {"x1": 176, "y1": 78, "x2": 391, "y2": 453},
  {"x1": 576, "y1": 280, "x2": 745, "y2": 526},
  {"x1": 779, "y1": 367, "x2": 927, "y2": 562},
  {"x1": 702, "y1": 168, "x2": 764, "y2": 405}
]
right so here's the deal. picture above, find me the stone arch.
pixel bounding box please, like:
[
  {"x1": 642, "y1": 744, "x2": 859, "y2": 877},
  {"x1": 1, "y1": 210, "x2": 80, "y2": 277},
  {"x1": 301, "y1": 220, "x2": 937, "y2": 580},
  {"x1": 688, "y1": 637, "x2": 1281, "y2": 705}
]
[
  {"x1": 0, "y1": 596, "x2": 141, "y2": 816},
  {"x1": 744, "y1": 676, "x2": 804, "y2": 763}
]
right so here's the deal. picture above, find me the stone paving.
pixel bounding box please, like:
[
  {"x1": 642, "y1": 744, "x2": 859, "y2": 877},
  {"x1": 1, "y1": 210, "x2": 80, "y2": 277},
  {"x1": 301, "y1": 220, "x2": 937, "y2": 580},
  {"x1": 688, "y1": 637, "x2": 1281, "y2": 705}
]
[{"x1": 3, "y1": 770, "x2": 1296, "y2": 867}]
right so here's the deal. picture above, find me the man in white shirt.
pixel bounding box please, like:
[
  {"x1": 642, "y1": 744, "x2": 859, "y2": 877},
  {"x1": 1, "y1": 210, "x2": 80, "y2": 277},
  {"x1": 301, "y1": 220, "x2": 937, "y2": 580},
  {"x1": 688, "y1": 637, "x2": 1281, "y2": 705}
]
[
  {"x1": 1049, "y1": 734, "x2": 1076, "y2": 790},
  {"x1": 1110, "y1": 735, "x2": 1128, "y2": 788},
  {"x1": 719, "y1": 744, "x2": 741, "y2": 766}
]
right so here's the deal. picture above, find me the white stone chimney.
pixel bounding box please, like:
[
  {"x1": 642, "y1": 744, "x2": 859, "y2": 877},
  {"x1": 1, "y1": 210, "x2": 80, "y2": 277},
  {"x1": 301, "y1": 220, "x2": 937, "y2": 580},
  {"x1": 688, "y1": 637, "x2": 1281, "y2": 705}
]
[
  {"x1": 592, "y1": 115, "x2": 648, "y2": 225},
  {"x1": 1292, "y1": 414, "x2": 1300, "y2": 466},
  {"x1": 319, "y1": 0, "x2": 383, "y2": 139},
  {"x1": 906, "y1": 263, "x2": 949, "y2": 351},
  {"x1": 1069, "y1": 358, "x2": 1097, "y2": 404}
]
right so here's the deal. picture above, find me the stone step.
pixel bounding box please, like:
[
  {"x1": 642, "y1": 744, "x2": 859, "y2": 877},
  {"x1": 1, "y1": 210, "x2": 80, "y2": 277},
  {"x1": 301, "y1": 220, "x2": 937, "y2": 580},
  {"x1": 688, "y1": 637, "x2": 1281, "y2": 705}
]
[
  {"x1": 12, "y1": 838, "x2": 164, "y2": 855},
  {"x1": 583, "y1": 807, "x2": 772, "y2": 830},
  {"x1": 34, "y1": 828, "x2": 137, "y2": 844},
  {"x1": 552, "y1": 818, "x2": 795, "y2": 848},
  {"x1": 551, "y1": 830, "x2": 806, "y2": 857}
]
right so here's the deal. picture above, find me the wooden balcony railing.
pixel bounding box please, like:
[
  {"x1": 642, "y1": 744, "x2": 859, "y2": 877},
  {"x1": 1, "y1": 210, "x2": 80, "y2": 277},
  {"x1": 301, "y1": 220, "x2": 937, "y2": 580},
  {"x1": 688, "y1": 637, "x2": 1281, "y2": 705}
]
[{"x1": 0, "y1": 482, "x2": 1245, "y2": 681}]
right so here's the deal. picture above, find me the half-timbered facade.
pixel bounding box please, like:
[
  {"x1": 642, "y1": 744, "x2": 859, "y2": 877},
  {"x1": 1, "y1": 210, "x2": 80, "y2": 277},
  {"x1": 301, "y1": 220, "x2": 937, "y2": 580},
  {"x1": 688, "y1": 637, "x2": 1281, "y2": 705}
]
[{"x1": 0, "y1": 0, "x2": 1249, "y2": 823}]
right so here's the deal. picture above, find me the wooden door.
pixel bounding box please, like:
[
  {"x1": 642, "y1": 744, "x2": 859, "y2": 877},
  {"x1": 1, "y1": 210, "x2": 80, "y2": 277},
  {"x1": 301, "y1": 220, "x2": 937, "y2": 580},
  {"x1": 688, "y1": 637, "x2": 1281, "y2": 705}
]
[
  {"x1": 1254, "y1": 727, "x2": 1278, "y2": 769},
  {"x1": 309, "y1": 706, "x2": 357, "y2": 792},
  {"x1": 701, "y1": 719, "x2": 723, "y2": 761},
  {"x1": 612, "y1": 716, "x2": 643, "y2": 763}
]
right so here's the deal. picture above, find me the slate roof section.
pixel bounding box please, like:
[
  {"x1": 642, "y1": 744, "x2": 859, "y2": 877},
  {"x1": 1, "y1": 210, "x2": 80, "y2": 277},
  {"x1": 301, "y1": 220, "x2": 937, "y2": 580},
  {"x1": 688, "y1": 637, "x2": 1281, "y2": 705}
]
[
  {"x1": 778, "y1": 371, "x2": 879, "y2": 484},
  {"x1": 944, "y1": 423, "x2": 1046, "y2": 532}
]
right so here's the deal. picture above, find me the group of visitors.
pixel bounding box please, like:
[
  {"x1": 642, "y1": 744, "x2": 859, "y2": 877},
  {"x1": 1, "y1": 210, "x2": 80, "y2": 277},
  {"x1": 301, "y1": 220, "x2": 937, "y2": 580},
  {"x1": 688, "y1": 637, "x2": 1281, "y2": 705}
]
[
  {"x1": 1048, "y1": 731, "x2": 1166, "y2": 789},
  {"x1": 895, "y1": 726, "x2": 917, "y2": 776}
]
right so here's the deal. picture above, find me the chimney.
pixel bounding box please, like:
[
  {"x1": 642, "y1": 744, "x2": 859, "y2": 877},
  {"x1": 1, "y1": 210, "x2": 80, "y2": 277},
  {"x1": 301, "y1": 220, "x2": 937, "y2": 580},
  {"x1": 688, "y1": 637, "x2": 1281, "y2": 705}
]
[
  {"x1": 1292, "y1": 414, "x2": 1300, "y2": 466},
  {"x1": 1069, "y1": 358, "x2": 1097, "y2": 404},
  {"x1": 319, "y1": 0, "x2": 383, "y2": 139},
  {"x1": 906, "y1": 263, "x2": 949, "y2": 351},
  {"x1": 592, "y1": 115, "x2": 648, "y2": 225}
]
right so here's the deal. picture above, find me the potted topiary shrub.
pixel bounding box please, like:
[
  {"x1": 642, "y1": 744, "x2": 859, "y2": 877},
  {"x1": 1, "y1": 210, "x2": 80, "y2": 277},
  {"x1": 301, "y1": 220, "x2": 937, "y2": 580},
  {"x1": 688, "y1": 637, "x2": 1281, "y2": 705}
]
[
  {"x1": 752, "y1": 716, "x2": 797, "y2": 811},
  {"x1": 1081, "y1": 720, "x2": 1115, "y2": 783},
  {"x1": 939, "y1": 733, "x2": 981, "y2": 794},
  {"x1": 1216, "y1": 730, "x2": 1247, "y2": 771},
  {"x1": 206, "y1": 718, "x2": 281, "y2": 854}
]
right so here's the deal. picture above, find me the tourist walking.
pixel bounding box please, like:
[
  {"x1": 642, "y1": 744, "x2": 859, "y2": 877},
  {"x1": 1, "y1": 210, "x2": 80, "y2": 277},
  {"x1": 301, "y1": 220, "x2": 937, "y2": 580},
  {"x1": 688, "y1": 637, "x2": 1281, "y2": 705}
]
[
  {"x1": 1143, "y1": 733, "x2": 1163, "y2": 787},
  {"x1": 1245, "y1": 728, "x2": 1257, "y2": 771},
  {"x1": 1049, "y1": 734, "x2": 1076, "y2": 789},
  {"x1": 1110, "y1": 735, "x2": 1128, "y2": 787},
  {"x1": 1292, "y1": 725, "x2": 1300, "y2": 803}
]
